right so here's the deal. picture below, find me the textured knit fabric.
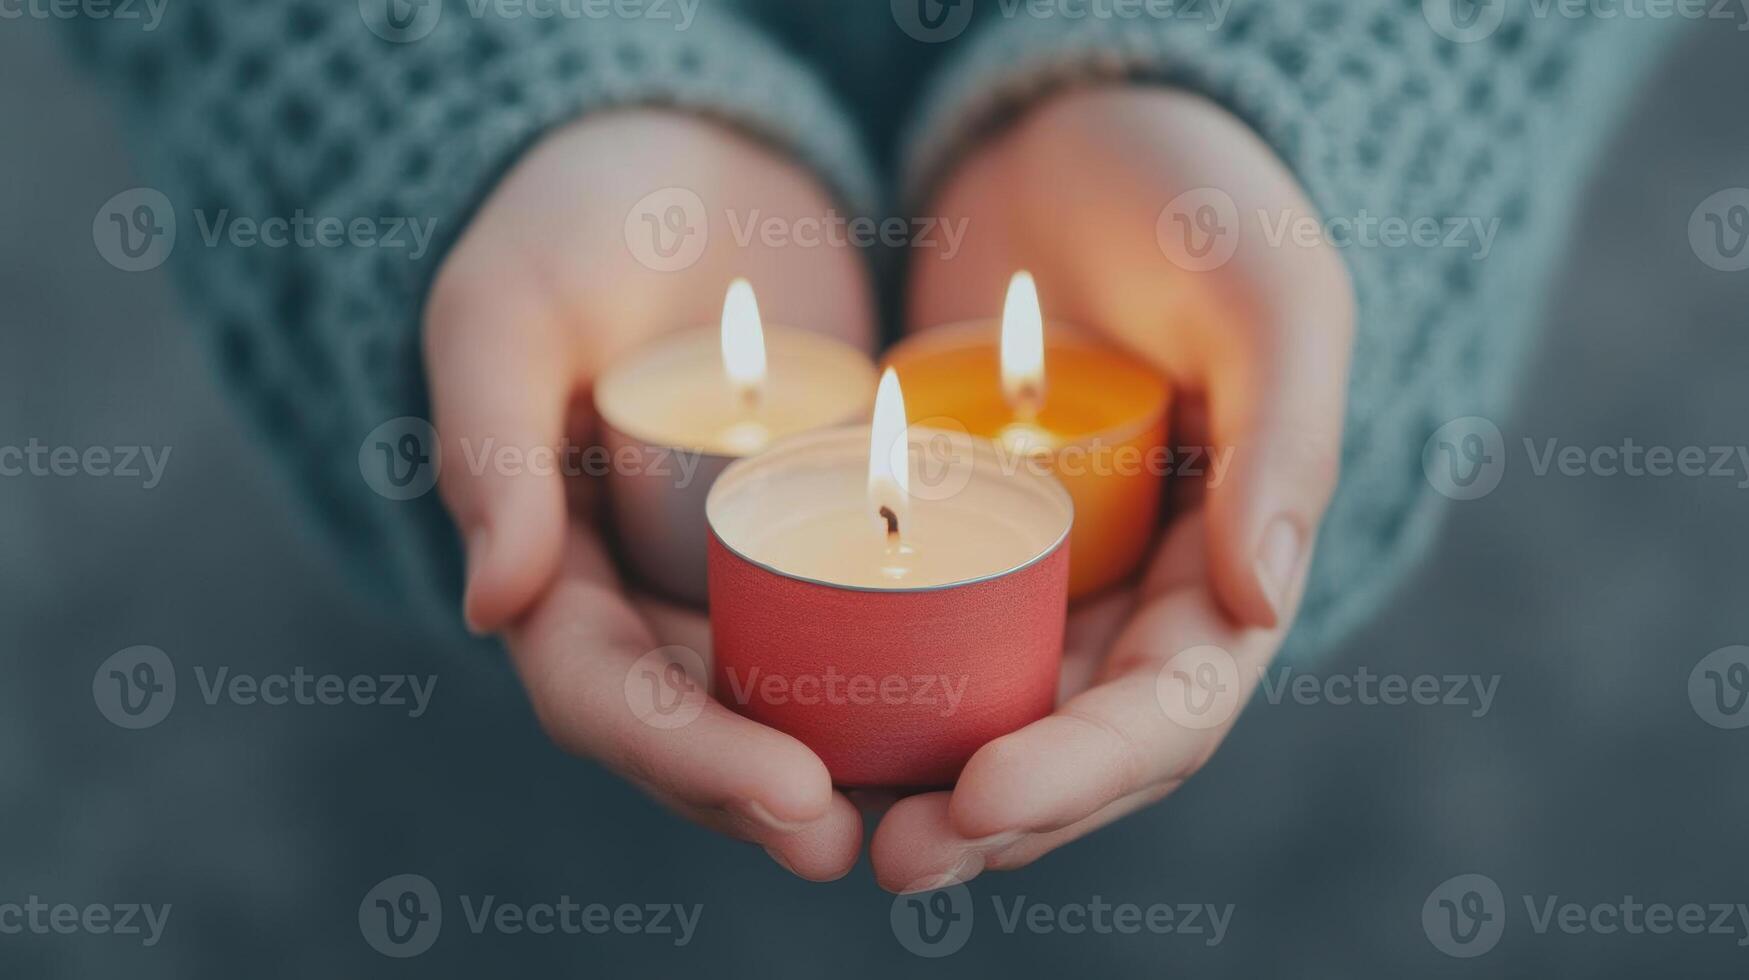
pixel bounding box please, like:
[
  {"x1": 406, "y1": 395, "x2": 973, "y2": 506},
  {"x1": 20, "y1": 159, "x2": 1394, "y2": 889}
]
[
  {"x1": 63, "y1": 1, "x2": 1680, "y2": 656},
  {"x1": 898, "y1": 1, "x2": 1681, "y2": 658},
  {"x1": 62, "y1": 0, "x2": 879, "y2": 632}
]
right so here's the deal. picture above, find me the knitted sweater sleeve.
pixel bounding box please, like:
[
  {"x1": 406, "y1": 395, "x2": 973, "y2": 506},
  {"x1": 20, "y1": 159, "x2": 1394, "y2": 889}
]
[
  {"x1": 901, "y1": 1, "x2": 1681, "y2": 659},
  {"x1": 62, "y1": 1, "x2": 876, "y2": 630}
]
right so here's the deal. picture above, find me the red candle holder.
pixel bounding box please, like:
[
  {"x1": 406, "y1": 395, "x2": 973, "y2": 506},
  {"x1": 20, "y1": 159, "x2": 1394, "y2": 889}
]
[{"x1": 705, "y1": 427, "x2": 1072, "y2": 788}]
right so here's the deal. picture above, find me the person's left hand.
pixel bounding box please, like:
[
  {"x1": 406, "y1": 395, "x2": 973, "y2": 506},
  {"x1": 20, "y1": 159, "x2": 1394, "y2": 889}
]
[{"x1": 870, "y1": 86, "x2": 1356, "y2": 891}]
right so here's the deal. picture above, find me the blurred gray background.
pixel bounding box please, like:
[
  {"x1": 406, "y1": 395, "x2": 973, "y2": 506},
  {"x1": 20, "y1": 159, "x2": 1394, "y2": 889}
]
[{"x1": 4, "y1": 15, "x2": 1748, "y2": 979}]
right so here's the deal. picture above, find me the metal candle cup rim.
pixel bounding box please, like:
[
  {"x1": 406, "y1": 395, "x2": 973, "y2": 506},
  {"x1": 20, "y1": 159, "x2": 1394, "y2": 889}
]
[
  {"x1": 884, "y1": 319, "x2": 1172, "y2": 453},
  {"x1": 706, "y1": 425, "x2": 1074, "y2": 594},
  {"x1": 593, "y1": 324, "x2": 876, "y2": 461}
]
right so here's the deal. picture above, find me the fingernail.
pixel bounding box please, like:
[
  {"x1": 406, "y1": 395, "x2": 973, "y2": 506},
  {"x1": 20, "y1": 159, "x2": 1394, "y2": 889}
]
[
  {"x1": 763, "y1": 846, "x2": 801, "y2": 877},
  {"x1": 461, "y1": 527, "x2": 491, "y2": 634},
  {"x1": 904, "y1": 853, "x2": 985, "y2": 894},
  {"x1": 735, "y1": 799, "x2": 811, "y2": 835},
  {"x1": 1256, "y1": 518, "x2": 1302, "y2": 618},
  {"x1": 961, "y1": 830, "x2": 1025, "y2": 850}
]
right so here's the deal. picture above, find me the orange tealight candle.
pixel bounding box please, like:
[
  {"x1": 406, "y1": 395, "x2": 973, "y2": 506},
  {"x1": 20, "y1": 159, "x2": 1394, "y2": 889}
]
[{"x1": 883, "y1": 273, "x2": 1170, "y2": 599}]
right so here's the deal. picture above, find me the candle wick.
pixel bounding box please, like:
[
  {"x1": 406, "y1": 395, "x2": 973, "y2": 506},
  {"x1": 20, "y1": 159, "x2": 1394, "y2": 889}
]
[
  {"x1": 878, "y1": 505, "x2": 901, "y2": 544},
  {"x1": 738, "y1": 385, "x2": 761, "y2": 411}
]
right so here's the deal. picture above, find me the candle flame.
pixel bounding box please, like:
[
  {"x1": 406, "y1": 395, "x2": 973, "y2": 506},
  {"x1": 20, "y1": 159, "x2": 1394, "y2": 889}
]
[
  {"x1": 1001, "y1": 271, "x2": 1046, "y2": 413},
  {"x1": 720, "y1": 277, "x2": 767, "y2": 399},
  {"x1": 868, "y1": 367, "x2": 910, "y2": 538}
]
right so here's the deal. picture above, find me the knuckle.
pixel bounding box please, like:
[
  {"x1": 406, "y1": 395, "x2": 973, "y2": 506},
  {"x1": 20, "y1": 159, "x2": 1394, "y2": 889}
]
[{"x1": 1060, "y1": 706, "x2": 1148, "y2": 797}]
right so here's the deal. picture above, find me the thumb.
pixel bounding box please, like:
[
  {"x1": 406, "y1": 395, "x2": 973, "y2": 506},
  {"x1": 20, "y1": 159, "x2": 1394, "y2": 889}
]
[
  {"x1": 1204, "y1": 289, "x2": 1353, "y2": 630},
  {"x1": 425, "y1": 279, "x2": 574, "y2": 634}
]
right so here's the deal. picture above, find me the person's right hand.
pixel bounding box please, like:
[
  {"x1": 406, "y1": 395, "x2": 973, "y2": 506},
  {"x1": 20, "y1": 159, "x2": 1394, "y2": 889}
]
[{"x1": 423, "y1": 110, "x2": 874, "y2": 880}]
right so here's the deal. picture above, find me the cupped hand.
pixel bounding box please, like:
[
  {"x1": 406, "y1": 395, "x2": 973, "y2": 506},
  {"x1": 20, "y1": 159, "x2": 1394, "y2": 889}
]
[
  {"x1": 423, "y1": 110, "x2": 874, "y2": 880},
  {"x1": 872, "y1": 87, "x2": 1356, "y2": 890}
]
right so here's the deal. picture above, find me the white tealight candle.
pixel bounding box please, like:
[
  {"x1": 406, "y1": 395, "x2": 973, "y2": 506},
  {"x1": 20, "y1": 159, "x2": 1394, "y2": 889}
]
[
  {"x1": 594, "y1": 279, "x2": 878, "y2": 604},
  {"x1": 707, "y1": 371, "x2": 1071, "y2": 590},
  {"x1": 596, "y1": 280, "x2": 876, "y2": 457}
]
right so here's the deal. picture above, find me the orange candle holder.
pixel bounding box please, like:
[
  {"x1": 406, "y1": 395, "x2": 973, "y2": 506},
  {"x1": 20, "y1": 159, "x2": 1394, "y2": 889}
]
[{"x1": 884, "y1": 321, "x2": 1170, "y2": 599}]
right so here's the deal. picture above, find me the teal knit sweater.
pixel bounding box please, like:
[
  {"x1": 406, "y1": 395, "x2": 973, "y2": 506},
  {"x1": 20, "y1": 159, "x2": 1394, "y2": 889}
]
[{"x1": 65, "y1": 1, "x2": 1679, "y2": 658}]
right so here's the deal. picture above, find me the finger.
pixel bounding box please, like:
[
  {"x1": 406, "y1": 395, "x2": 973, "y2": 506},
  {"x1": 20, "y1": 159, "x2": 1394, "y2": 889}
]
[
  {"x1": 1203, "y1": 271, "x2": 1352, "y2": 629},
  {"x1": 946, "y1": 569, "x2": 1281, "y2": 842},
  {"x1": 424, "y1": 273, "x2": 574, "y2": 633},
  {"x1": 683, "y1": 791, "x2": 864, "y2": 883},
  {"x1": 1061, "y1": 589, "x2": 1136, "y2": 701},
  {"x1": 872, "y1": 785, "x2": 1174, "y2": 891},
  {"x1": 1165, "y1": 390, "x2": 1213, "y2": 516},
  {"x1": 869, "y1": 792, "x2": 978, "y2": 894},
  {"x1": 631, "y1": 593, "x2": 713, "y2": 656},
  {"x1": 506, "y1": 526, "x2": 839, "y2": 832}
]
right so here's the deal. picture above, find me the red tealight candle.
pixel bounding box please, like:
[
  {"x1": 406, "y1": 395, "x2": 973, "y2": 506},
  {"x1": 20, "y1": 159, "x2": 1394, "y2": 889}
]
[{"x1": 706, "y1": 371, "x2": 1073, "y2": 787}]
